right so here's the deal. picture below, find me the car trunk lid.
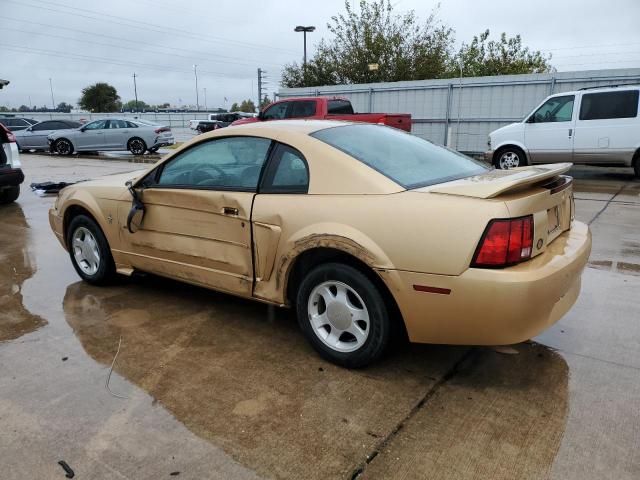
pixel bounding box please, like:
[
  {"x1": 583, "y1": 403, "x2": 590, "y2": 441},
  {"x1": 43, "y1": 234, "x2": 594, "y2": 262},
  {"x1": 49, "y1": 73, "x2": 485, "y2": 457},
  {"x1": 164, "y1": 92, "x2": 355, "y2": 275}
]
[{"x1": 417, "y1": 163, "x2": 575, "y2": 260}]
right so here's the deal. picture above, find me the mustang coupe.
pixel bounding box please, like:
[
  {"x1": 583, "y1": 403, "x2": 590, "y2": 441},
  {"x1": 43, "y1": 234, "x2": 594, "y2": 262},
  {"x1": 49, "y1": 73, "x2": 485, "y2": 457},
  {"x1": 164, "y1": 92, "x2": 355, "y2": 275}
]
[{"x1": 49, "y1": 120, "x2": 591, "y2": 367}]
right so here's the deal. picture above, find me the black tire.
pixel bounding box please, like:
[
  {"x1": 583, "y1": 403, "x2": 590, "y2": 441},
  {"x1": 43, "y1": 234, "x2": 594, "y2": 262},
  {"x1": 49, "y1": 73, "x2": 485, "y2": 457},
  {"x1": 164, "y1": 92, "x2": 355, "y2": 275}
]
[
  {"x1": 148, "y1": 146, "x2": 159, "y2": 154},
  {"x1": 296, "y1": 262, "x2": 390, "y2": 368},
  {"x1": 54, "y1": 138, "x2": 74, "y2": 156},
  {"x1": 634, "y1": 154, "x2": 640, "y2": 179},
  {"x1": 0, "y1": 185, "x2": 20, "y2": 204},
  {"x1": 128, "y1": 137, "x2": 147, "y2": 156},
  {"x1": 494, "y1": 146, "x2": 527, "y2": 169},
  {"x1": 66, "y1": 214, "x2": 116, "y2": 285}
]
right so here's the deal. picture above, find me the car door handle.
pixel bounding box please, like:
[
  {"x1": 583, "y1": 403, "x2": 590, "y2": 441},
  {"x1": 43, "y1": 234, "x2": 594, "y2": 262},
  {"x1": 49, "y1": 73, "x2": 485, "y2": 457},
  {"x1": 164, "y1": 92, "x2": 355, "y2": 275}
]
[
  {"x1": 568, "y1": 128, "x2": 573, "y2": 138},
  {"x1": 223, "y1": 207, "x2": 239, "y2": 216}
]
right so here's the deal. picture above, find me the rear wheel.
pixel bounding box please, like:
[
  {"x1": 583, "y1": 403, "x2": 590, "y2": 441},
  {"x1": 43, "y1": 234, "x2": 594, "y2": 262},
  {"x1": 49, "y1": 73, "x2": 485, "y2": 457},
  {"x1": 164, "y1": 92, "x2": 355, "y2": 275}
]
[
  {"x1": 54, "y1": 138, "x2": 74, "y2": 156},
  {"x1": 633, "y1": 154, "x2": 640, "y2": 179},
  {"x1": 296, "y1": 263, "x2": 390, "y2": 368},
  {"x1": 0, "y1": 185, "x2": 20, "y2": 204},
  {"x1": 67, "y1": 214, "x2": 116, "y2": 285},
  {"x1": 495, "y1": 146, "x2": 527, "y2": 169},
  {"x1": 128, "y1": 137, "x2": 147, "y2": 156}
]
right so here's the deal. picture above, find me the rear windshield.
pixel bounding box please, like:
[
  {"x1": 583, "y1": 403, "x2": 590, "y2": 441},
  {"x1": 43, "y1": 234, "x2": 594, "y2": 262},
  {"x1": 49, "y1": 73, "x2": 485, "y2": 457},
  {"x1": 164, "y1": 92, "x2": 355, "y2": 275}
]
[
  {"x1": 327, "y1": 100, "x2": 354, "y2": 115},
  {"x1": 311, "y1": 124, "x2": 487, "y2": 189}
]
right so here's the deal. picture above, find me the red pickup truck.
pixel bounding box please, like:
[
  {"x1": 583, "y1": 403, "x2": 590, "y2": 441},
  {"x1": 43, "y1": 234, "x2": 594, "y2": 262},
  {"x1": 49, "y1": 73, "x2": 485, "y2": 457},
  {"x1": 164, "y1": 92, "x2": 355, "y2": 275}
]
[{"x1": 231, "y1": 97, "x2": 412, "y2": 132}]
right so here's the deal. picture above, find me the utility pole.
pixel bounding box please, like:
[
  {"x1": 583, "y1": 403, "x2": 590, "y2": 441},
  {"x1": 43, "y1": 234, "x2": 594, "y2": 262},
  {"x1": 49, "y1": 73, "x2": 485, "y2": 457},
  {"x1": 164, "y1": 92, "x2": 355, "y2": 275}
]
[
  {"x1": 193, "y1": 64, "x2": 199, "y2": 112},
  {"x1": 132, "y1": 72, "x2": 139, "y2": 112},
  {"x1": 257, "y1": 68, "x2": 267, "y2": 110},
  {"x1": 204, "y1": 87, "x2": 207, "y2": 111},
  {"x1": 49, "y1": 78, "x2": 55, "y2": 110}
]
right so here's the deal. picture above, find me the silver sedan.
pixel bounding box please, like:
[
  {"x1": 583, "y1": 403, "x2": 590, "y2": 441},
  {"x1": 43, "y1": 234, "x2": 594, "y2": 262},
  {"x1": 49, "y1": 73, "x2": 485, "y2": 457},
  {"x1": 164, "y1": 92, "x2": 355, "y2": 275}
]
[
  {"x1": 47, "y1": 118, "x2": 174, "y2": 155},
  {"x1": 14, "y1": 120, "x2": 82, "y2": 151}
]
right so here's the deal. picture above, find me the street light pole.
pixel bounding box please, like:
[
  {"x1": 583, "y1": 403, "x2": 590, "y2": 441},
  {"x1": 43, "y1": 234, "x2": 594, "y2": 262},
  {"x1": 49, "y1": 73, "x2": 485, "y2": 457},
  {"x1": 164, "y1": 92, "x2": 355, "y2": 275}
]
[
  {"x1": 132, "y1": 72, "x2": 139, "y2": 112},
  {"x1": 294, "y1": 25, "x2": 315, "y2": 81},
  {"x1": 49, "y1": 78, "x2": 55, "y2": 110},
  {"x1": 193, "y1": 65, "x2": 199, "y2": 112}
]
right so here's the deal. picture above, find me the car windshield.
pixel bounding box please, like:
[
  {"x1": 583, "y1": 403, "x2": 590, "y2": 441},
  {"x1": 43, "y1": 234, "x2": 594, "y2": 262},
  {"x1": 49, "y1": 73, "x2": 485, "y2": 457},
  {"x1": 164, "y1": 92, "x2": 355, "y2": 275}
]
[{"x1": 311, "y1": 124, "x2": 488, "y2": 189}]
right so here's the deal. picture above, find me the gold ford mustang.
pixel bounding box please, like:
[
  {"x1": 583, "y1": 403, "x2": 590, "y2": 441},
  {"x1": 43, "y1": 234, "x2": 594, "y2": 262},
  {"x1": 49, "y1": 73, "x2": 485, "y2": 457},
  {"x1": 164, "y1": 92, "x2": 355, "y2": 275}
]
[{"x1": 49, "y1": 120, "x2": 591, "y2": 367}]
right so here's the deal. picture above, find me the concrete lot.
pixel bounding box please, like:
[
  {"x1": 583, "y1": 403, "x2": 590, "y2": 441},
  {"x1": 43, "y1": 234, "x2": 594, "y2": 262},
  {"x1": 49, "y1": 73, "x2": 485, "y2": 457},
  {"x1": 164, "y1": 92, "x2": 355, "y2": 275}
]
[{"x1": 1, "y1": 154, "x2": 639, "y2": 479}]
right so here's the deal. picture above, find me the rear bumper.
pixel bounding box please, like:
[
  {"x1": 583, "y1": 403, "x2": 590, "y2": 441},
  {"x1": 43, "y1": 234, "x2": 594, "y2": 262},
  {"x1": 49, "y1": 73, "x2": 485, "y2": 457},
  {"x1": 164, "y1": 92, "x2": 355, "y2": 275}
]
[
  {"x1": 380, "y1": 221, "x2": 591, "y2": 345},
  {"x1": 152, "y1": 136, "x2": 174, "y2": 148},
  {"x1": 0, "y1": 167, "x2": 25, "y2": 187}
]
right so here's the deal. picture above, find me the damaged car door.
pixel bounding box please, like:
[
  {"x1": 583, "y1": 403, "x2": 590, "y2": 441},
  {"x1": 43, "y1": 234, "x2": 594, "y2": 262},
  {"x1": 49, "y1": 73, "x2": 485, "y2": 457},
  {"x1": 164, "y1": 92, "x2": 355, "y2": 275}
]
[{"x1": 119, "y1": 136, "x2": 272, "y2": 296}]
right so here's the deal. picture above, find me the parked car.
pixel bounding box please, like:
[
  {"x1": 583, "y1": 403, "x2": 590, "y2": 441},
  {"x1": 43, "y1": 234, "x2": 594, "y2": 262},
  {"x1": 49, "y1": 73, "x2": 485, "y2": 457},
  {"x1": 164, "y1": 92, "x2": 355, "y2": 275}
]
[
  {"x1": 189, "y1": 112, "x2": 251, "y2": 131},
  {"x1": 195, "y1": 121, "x2": 221, "y2": 134},
  {"x1": 0, "y1": 117, "x2": 38, "y2": 132},
  {"x1": 14, "y1": 120, "x2": 82, "y2": 152},
  {"x1": 487, "y1": 85, "x2": 640, "y2": 177},
  {"x1": 231, "y1": 97, "x2": 412, "y2": 132},
  {"x1": 49, "y1": 120, "x2": 590, "y2": 367},
  {"x1": 47, "y1": 118, "x2": 174, "y2": 155},
  {"x1": 0, "y1": 123, "x2": 24, "y2": 203}
]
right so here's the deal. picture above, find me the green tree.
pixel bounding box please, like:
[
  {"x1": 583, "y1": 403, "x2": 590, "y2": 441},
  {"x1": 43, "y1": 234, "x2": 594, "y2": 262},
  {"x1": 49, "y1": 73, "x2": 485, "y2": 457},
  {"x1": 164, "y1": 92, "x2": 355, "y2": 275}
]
[
  {"x1": 281, "y1": 0, "x2": 454, "y2": 87},
  {"x1": 0, "y1": 106, "x2": 9, "y2": 112},
  {"x1": 238, "y1": 99, "x2": 256, "y2": 113},
  {"x1": 18, "y1": 105, "x2": 31, "y2": 112},
  {"x1": 230, "y1": 102, "x2": 240, "y2": 112},
  {"x1": 259, "y1": 95, "x2": 272, "y2": 110},
  {"x1": 78, "y1": 82, "x2": 121, "y2": 112},
  {"x1": 122, "y1": 99, "x2": 150, "y2": 111},
  {"x1": 450, "y1": 30, "x2": 551, "y2": 77},
  {"x1": 56, "y1": 102, "x2": 72, "y2": 113}
]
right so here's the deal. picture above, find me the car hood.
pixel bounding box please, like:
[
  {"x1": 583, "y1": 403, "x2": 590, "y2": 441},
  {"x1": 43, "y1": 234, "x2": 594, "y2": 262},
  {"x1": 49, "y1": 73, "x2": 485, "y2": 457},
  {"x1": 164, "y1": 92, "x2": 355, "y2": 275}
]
[
  {"x1": 491, "y1": 122, "x2": 522, "y2": 136},
  {"x1": 67, "y1": 170, "x2": 148, "y2": 200},
  {"x1": 415, "y1": 163, "x2": 572, "y2": 199}
]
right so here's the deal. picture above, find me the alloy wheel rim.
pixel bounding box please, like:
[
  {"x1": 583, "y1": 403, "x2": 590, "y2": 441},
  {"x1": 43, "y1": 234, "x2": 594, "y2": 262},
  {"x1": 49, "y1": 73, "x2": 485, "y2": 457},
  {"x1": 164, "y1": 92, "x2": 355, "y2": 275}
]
[
  {"x1": 57, "y1": 141, "x2": 70, "y2": 154},
  {"x1": 307, "y1": 280, "x2": 370, "y2": 353},
  {"x1": 130, "y1": 140, "x2": 144, "y2": 155},
  {"x1": 499, "y1": 151, "x2": 520, "y2": 169},
  {"x1": 72, "y1": 227, "x2": 101, "y2": 275}
]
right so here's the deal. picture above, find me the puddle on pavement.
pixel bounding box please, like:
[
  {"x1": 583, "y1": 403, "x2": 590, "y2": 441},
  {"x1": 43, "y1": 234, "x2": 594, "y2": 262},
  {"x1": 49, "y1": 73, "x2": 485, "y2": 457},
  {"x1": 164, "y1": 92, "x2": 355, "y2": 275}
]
[
  {"x1": 362, "y1": 343, "x2": 570, "y2": 479},
  {"x1": 60, "y1": 276, "x2": 466, "y2": 479},
  {"x1": 0, "y1": 203, "x2": 46, "y2": 341}
]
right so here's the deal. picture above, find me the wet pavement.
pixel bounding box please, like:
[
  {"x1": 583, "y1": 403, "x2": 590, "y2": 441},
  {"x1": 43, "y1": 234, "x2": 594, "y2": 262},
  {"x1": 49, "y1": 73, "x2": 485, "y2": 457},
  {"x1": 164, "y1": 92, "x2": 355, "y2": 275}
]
[{"x1": 1, "y1": 156, "x2": 639, "y2": 479}]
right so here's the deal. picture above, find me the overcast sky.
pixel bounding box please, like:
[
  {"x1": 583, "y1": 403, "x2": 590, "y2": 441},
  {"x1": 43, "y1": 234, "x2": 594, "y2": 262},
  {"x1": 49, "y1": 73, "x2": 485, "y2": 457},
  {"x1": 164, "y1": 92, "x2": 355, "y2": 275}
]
[{"x1": 2, "y1": 0, "x2": 640, "y2": 109}]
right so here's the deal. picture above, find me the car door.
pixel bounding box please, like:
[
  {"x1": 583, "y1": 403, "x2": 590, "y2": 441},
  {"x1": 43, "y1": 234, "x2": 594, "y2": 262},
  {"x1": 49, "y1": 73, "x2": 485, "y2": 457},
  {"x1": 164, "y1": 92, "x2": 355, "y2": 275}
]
[
  {"x1": 524, "y1": 94, "x2": 575, "y2": 163},
  {"x1": 104, "y1": 119, "x2": 130, "y2": 149},
  {"x1": 118, "y1": 135, "x2": 272, "y2": 296},
  {"x1": 75, "y1": 120, "x2": 108, "y2": 149},
  {"x1": 573, "y1": 89, "x2": 640, "y2": 164}
]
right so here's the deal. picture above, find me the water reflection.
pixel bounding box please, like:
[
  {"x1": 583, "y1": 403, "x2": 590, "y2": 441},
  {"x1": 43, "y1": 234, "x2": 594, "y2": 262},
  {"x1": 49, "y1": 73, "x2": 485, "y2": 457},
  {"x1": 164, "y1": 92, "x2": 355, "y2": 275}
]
[{"x1": 0, "y1": 203, "x2": 46, "y2": 341}]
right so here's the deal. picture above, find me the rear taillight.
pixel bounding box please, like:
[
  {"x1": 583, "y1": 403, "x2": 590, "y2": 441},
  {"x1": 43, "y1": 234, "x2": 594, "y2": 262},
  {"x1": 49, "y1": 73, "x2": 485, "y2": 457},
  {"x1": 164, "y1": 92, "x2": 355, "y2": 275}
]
[
  {"x1": 472, "y1": 215, "x2": 533, "y2": 268},
  {"x1": 154, "y1": 127, "x2": 170, "y2": 134}
]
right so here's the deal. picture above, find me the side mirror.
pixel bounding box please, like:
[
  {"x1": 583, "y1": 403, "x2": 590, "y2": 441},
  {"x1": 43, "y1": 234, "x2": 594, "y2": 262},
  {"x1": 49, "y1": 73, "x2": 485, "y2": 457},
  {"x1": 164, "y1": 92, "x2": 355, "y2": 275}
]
[
  {"x1": 257, "y1": 111, "x2": 265, "y2": 121},
  {"x1": 26, "y1": 127, "x2": 33, "y2": 132},
  {"x1": 125, "y1": 180, "x2": 145, "y2": 233}
]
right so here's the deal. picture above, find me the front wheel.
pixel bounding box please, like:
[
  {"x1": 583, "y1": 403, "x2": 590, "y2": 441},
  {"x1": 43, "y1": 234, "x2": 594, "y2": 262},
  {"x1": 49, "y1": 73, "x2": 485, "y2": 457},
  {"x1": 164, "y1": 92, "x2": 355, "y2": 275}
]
[
  {"x1": 494, "y1": 146, "x2": 527, "y2": 169},
  {"x1": 634, "y1": 155, "x2": 640, "y2": 179},
  {"x1": 54, "y1": 138, "x2": 74, "y2": 156},
  {"x1": 128, "y1": 137, "x2": 147, "y2": 156},
  {"x1": 296, "y1": 263, "x2": 390, "y2": 368},
  {"x1": 67, "y1": 215, "x2": 116, "y2": 285}
]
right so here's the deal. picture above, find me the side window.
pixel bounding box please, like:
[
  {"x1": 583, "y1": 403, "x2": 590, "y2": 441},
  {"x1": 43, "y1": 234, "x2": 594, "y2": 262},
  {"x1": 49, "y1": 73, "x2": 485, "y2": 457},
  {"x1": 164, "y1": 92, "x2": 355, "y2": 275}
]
[
  {"x1": 156, "y1": 136, "x2": 271, "y2": 190},
  {"x1": 328, "y1": 100, "x2": 354, "y2": 114},
  {"x1": 108, "y1": 120, "x2": 128, "y2": 129},
  {"x1": 261, "y1": 144, "x2": 309, "y2": 194},
  {"x1": 289, "y1": 101, "x2": 317, "y2": 118},
  {"x1": 126, "y1": 121, "x2": 138, "y2": 128},
  {"x1": 31, "y1": 122, "x2": 52, "y2": 131},
  {"x1": 51, "y1": 122, "x2": 70, "y2": 129},
  {"x1": 580, "y1": 90, "x2": 639, "y2": 120},
  {"x1": 530, "y1": 95, "x2": 574, "y2": 123},
  {"x1": 262, "y1": 102, "x2": 289, "y2": 120},
  {"x1": 84, "y1": 120, "x2": 108, "y2": 130}
]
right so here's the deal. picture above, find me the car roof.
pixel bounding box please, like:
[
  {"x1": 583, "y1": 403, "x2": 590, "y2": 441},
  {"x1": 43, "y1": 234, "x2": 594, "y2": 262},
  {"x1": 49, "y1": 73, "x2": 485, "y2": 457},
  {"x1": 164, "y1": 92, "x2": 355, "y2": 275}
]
[
  {"x1": 273, "y1": 96, "x2": 348, "y2": 102},
  {"x1": 218, "y1": 119, "x2": 355, "y2": 136},
  {"x1": 550, "y1": 84, "x2": 640, "y2": 96}
]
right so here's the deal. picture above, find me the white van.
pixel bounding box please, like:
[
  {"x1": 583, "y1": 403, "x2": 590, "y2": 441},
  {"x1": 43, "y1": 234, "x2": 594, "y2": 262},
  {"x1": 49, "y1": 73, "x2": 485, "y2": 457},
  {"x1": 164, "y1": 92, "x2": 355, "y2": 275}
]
[{"x1": 486, "y1": 85, "x2": 640, "y2": 177}]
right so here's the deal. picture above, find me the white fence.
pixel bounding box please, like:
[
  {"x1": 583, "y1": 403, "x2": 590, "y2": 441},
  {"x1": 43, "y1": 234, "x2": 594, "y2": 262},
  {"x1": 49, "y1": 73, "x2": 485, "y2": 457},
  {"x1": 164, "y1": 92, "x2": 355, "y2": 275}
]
[{"x1": 278, "y1": 68, "x2": 640, "y2": 154}]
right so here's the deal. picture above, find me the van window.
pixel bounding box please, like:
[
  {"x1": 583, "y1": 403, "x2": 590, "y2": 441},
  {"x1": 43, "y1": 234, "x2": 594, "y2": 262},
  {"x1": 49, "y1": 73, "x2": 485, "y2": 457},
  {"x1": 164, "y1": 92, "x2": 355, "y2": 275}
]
[
  {"x1": 579, "y1": 90, "x2": 639, "y2": 120},
  {"x1": 530, "y1": 95, "x2": 574, "y2": 123}
]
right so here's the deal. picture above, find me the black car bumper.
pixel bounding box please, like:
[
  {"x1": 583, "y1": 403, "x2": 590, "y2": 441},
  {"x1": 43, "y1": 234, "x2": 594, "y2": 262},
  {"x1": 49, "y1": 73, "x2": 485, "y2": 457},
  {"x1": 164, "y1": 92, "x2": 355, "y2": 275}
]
[{"x1": 0, "y1": 167, "x2": 25, "y2": 187}]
